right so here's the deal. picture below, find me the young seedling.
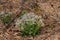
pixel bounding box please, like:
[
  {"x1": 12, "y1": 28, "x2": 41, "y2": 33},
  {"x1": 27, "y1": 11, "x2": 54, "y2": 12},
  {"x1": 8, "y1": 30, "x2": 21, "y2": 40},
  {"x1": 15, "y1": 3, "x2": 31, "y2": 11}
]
[
  {"x1": 15, "y1": 12, "x2": 44, "y2": 36},
  {"x1": 0, "y1": 12, "x2": 12, "y2": 24}
]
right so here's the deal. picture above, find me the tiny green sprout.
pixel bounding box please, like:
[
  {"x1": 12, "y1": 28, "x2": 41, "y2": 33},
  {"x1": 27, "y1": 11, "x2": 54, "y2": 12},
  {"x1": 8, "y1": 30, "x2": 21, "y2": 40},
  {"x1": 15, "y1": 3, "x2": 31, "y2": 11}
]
[
  {"x1": 48, "y1": 24, "x2": 54, "y2": 29},
  {"x1": 18, "y1": 10, "x2": 27, "y2": 18},
  {"x1": 16, "y1": 12, "x2": 44, "y2": 36},
  {"x1": 22, "y1": 0, "x2": 28, "y2": 2}
]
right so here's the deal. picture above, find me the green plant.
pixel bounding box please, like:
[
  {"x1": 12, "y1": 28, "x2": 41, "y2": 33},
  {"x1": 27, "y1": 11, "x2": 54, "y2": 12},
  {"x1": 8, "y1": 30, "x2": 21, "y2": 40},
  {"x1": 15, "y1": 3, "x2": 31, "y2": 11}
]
[
  {"x1": 20, "y1": 20, "x2": 41, "y2": 36},
  {"x1": 0, "y1": 12, "x2": 12, "y2": 24},
  {"x1": 16, "y1": 13, "x2": 44, "y2": 36}
]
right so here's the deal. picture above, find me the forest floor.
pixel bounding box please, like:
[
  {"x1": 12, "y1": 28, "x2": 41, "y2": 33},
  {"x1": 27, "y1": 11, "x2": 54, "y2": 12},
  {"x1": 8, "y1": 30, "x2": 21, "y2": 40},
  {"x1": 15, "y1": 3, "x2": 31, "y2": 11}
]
[{"x1": 0, "y1": 0, "x2": 60, "y2": 40}]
